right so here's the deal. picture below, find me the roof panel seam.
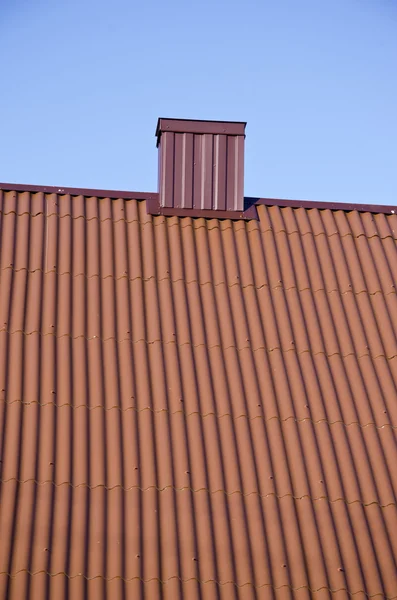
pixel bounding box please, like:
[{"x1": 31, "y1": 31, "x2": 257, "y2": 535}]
[
  {"x1": 2, "y1": 267, "x2": 396, "y2": 296},
  {"x1": 2, "y1": 330, "x2": 397, "y2": 360},
  {"x1": 0, "y1": 479, "x2": 394, "y2": 508},
  {"x1": 1, "y1": 399, "x2": 395, "y2": 429},
  {"x1": 1, "y1": 210, "x2": 396, "y2": 241},
  {"x1": 0, "y1": 571, "x2": 394, "y2": 597}
]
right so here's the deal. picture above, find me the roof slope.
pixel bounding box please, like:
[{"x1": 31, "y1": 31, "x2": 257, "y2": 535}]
[{"x1": 0, "y1": 188, "x2": 397, "y2": 600}]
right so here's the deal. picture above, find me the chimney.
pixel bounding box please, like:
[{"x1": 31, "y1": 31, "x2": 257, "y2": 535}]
[{"x1": 147, "y1": 118, "x2": 256, "y2": 219}]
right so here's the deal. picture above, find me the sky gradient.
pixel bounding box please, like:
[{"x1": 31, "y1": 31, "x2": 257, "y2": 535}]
[{"x1": 1, "y1": 0, "x2": 396, "y2": 204}]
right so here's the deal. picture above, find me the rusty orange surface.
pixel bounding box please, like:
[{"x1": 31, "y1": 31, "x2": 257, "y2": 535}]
[{"x1": 0, "y1": 189, "x2": 397, "y2": 599}]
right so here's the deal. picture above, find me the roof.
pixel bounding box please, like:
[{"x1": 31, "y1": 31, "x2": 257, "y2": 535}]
[{"x1": 0, "y1": 183, "x2": 397, "y2": 599}]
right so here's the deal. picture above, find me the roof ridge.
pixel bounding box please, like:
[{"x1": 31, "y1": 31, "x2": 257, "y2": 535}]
[{"x1": 1, "y1": 183, "x2": 396, "y2": 214}]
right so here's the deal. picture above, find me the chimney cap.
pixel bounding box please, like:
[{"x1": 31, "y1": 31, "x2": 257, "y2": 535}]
[{"x1": 156, "y1": 118, "x2": 246, "y2": 146}]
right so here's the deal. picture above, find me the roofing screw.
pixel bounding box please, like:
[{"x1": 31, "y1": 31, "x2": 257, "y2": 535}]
[
  {"x1": 338, "y1": 567, "x2": 344, "y2": 572},
  {"x1": 383, "y1": 410, "x2": 387, "y2": 414},
  {"x1": 282, "y1": 564, "x2": 286, "y2": 568},
  {"x1": 192, "y1": 557, "x2": 198, "y2": 561},
  {"x1": 134, "y1": 467, "x2": 138, "y2": 470},
  {"x1": 136, "y1": 554, "x2": 140, "y2": 558},
  {"x1": 319, "y1": 480, "x2": 324, "y2": 484},
  {"x1": 49, "y1": 462, "x2": 54, "y2": 466},
  {"x1": 269, "y1": 476, "x2": 273, "y2": 480},
  {"x1": 304, "y1": 404, "x2": 309, "y2": 409},
  {"x1": 185, "y1": 471, "x2": 190, "y2": 474}
]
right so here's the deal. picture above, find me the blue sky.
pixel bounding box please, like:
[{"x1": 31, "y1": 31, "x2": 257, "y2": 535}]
[{"x1": 1, "y1": 0, "x2": 396, "y2": 204}]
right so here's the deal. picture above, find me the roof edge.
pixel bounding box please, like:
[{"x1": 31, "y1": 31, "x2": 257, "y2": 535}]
[
  {"x1": 0, "y1": 182, "x2": 157, "y2": 201},
  {"x1": 1, "y1": 183, "x2": 395, "y2": 215},
  {"x1": 252, "y1": 196, "x2": 397, "y2": 215}
]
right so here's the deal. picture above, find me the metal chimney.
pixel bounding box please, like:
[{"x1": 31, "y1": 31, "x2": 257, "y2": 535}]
[{"x1": 156, "y1": 118, "x2": 246, "y2": 213}]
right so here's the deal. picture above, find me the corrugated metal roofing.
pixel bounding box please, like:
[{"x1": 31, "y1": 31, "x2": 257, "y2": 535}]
[{"x1": 0, "y1": 187, "x2": 397, "y2": 600}]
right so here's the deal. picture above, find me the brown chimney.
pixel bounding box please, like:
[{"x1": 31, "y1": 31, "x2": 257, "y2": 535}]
[{"x1": 155, "y1": 118, "x2": 247, "y2": 215}]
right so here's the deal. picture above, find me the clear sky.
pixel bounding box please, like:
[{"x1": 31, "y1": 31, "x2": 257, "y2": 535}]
[{"x1": 1, "y1": 0, "x2": 396, "y2": 204}]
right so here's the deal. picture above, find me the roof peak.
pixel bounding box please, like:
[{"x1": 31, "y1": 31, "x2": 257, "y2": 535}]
[{"x1": 1, "y1": 182, "x2": 395, "y2": 216}]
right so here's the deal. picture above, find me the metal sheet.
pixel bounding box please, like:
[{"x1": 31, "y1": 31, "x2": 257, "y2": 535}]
[
  {"x1": 157, "y1": 119, "x2": 246, "y2": 213},
  {"x1": 1, "y1": 187, "x2": 397, "y2": 599}
]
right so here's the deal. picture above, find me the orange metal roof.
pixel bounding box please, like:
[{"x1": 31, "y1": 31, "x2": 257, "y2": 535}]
[{"x1": 0, "y1": 186, "x2": 397, "y2": 599}]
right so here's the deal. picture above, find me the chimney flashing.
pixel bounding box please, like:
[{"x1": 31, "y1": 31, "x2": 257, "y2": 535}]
[{"x1": 146, "y1": 196, "x2": 258, "y2": 221}]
